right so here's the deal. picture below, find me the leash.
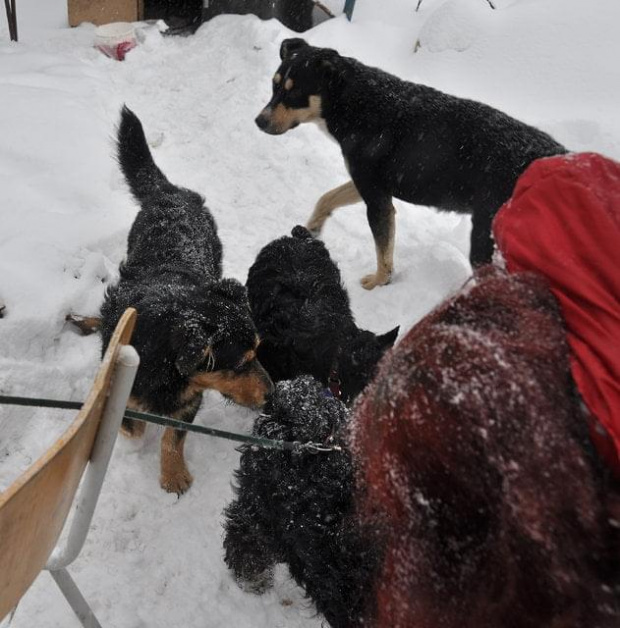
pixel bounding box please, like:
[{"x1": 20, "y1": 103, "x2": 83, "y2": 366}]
[{"x1": 0, "y1": 395, "x2": 342, "y2": 454}]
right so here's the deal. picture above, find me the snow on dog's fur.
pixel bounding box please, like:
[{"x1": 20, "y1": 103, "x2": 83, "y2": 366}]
[
  {"x1": 101, "y1": 107, "x2": 273, "y2": 495},
  {"x1": 256, "y1": 39, "x2": 567, "y2": 289},
  {"x1": 223, "y1": 375, "x2": 379, "y2": 628}
]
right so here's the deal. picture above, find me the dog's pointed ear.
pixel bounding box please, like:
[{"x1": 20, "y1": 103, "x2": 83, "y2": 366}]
[
  {"x1": 213, "y1": 278, "x2": 248, "y2": 304},
  {"x1": 172, "y1": 318, "x2": 212, "y2": 377},
  {"x1": 316, "y1": 48, "x2": 341, "y2": 79},
  {"x1": 378, "y1": 326, "x2": 400, "y2": 349},
  {"x1": 280, "y1": 38, "x2": 309, "y2": 60}
]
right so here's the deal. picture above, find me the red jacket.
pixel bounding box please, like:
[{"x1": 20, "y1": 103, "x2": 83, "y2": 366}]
[{"x1": 493, "y1": 153, "x2": 620, "y2": 477}]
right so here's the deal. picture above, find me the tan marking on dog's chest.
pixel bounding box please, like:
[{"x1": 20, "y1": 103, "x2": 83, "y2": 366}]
[
  {"x1": 179, "y1": 383, "x2": 203, "y2": 406},
  {"x1": 172, "y1": 394, "x2": 202, "y2": 421}
]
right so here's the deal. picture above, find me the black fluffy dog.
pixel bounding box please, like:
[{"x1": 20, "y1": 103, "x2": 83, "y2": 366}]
[
  {"x1": 255, "y1": 38, "x2": 567, "y2": 289},
  {"x1": 246, "y1": 225, "x2": 398, "y2": 404},
  {"x1": 100, "y1": 107, "x2": 273, "y2": 495},
  {"x1": 223, "y1": 375, "x2": 379, "y2": 628}
]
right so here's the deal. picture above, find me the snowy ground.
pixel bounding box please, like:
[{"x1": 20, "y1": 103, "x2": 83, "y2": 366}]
[{"x1": 1, "y1": 0, "x2": 619, "y2": 625}]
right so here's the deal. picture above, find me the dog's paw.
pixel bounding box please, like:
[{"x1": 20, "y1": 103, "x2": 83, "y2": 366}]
[
  {"x1": 160, "y1": 468, "x2": 194, "y2": 495},
  {"x1": 65, "y1": 313, "x2": 102, "y2": 335},
  {"x1": 235, "y1": 568, "x2": 274, "y2": 595},
  {"x1": 361, "y1": 272, "x2": 391, "y2": 290}
]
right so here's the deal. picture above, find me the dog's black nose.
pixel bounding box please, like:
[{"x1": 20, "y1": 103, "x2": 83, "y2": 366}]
[{"x1": 255, "y1": 114, "x2": 270, "y2": 131}]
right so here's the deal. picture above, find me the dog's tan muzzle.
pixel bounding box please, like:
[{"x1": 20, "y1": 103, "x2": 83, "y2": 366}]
[
  {"x1": 255, "y1": 108, "x2": 287, "y2": 135},
  {"x1": 255, "y1": 105, "x2": 302, "y2": 136},
  {"x1": 191, "y1": 359, "x2": 274, "y2": 410}
]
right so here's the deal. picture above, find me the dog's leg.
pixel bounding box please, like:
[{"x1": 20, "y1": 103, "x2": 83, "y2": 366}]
[
  {"x1": 469, "y1": 209, "x2": 495, "y2": 267},
  {"x1": 223, "y1": 497, "x2": 278, "y2": 593},
  {"x1": 160, "y1": 428, "x2": 192, "y2": 495},
  {"x1": 121, "y1": 396, "x2": 147, "y2": 439},
  {"x1": 160, "y1": 394, "x2": 202, "y2": 495},
  {"x1": 362, "y1": 198, "x2": 396, "y2": 290},
  {"x1": 306, "y1": 180, "x2": 361, "y2": 236}
]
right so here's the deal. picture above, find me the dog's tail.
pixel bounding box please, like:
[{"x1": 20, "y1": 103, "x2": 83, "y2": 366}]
[
  {"x1": 291, "y1": 225, "x2": 313, "y2": 240},
  {"x1": 117, "y1": 106, "x2": 170, "y2": 203}
]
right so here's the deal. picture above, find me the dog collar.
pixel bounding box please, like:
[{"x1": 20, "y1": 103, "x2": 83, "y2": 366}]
[{"x1": 328, "y1": 369, "x2": 342, "y2": 400}]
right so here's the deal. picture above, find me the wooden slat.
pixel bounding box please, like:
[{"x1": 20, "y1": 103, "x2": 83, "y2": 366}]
[
  {"x1": 0, "y1": 308, "x2": 136, "y2": 620},
  {"x1": 67, "y1": 0, "x2": 141, "y2": 27}
]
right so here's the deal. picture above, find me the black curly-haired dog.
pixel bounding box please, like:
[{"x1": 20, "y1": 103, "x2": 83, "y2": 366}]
[
  {"x1": 255, "y1": 38, "x2": 567, "y2": 289},
  {"x1": 100, "y1": 107, "x2": 273, "y2": 495},
  {"x1": 223, "y1": 375, "x2": 379, "y2": 628},
  {"x1": 246, "y1": 226, "x2": 398, "y2": 404}
]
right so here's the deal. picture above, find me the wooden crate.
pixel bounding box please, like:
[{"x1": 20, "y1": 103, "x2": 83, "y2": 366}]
[{"x1": 68, "y1": 0, "x2": 144, "y2": 27}]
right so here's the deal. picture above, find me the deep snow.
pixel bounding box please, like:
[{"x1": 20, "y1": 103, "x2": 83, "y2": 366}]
[{"x1": 1, "y1": 0, "x2": 619, "y2": 625}]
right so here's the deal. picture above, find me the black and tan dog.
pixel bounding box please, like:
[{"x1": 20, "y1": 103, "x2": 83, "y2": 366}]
[
  {"x1": 256, "y1": 38, "x2": 567, "y2": 289},
  {"x1": 246, "y1": 225, "x2": 398, "y2": 404},
  {"x1": 100, "y1": 107, "x2": 273, "y2": 494}
]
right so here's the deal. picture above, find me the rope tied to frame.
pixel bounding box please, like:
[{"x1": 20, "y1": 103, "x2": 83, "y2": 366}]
[{"x1": 0, "y1": 395, "x2": 343, "y2": 455}]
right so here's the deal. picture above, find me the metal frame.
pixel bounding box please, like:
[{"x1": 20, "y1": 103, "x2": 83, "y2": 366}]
[
  {"x1": 3, "y1": 0, "x2": 17, "y2": 41},
  {"x1": 45, "y1": 345, "x2": 139, "y2": 627}
]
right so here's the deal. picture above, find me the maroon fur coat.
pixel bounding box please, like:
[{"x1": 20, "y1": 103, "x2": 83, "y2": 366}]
[{"x1": 352, "y1": 268, "x2": 619, "y2": 628}]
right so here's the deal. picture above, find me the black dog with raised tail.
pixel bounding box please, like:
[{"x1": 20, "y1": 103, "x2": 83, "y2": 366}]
[{"x1": 100, "y1": 107, "x2": 273, "y2": 495}]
